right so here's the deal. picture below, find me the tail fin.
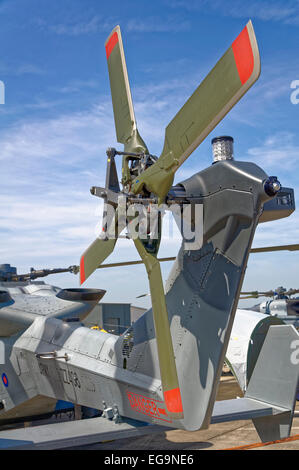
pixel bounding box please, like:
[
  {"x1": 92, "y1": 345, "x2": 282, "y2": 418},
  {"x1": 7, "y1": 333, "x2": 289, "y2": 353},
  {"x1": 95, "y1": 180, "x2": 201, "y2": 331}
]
[{"x1": 245, "y1": 324, "x2": 299, "y2": 442}]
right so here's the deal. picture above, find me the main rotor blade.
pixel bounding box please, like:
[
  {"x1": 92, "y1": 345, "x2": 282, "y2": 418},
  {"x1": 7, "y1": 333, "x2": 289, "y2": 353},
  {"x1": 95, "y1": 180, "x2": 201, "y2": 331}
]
[
  {"x1": 240, "y1": 291, "x2": 274, "y2": 298},
  {"x1": 286, "y1": 288, "x2": 299, "y2": 296},
  {"x1": 105, "y1": 25, "x2": 148, "y2": 154},
  {"x1": 132, "y1": 237, "x2": 183, "y2": 419},
  {"x1": 80, "y1": 241, "x2": 299, "y2": 282},
  {"x1": 97, "y1": 256, "x2": 176, "y2": 269},
  {"x1": 250, "y1": 244, "x2": 299, "y2": 253},
  {"x1": 95, "y1": 241, "x2": 299, "y2": 269},
  {"x1": 239, "y1": 295, "x2": 259, "y2": 300},
  {"x1": 240, "y1": 288, "x2": 299, "y2": 299},
  {"x1": 132, "y1": 20, "x2": 260, "y2": 203}
]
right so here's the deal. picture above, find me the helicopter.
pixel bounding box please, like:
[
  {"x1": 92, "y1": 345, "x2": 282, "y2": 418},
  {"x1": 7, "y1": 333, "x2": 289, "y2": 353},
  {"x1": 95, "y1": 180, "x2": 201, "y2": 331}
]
[
  {"x1": 0, "y1": 243, "x2": 295, "y2": 425},
  {"x1": 0, "y1": 263, "x2": 106, "y2": 424},
  {"x1": 0, "y1": 22, "x2": 298, "y2": 448},
  {"x1": 240, "y1": 285, "x2": 299, "y2": 328},
  {"x1": 0, "y1": 242, "x2": 296, "y2": 427}
]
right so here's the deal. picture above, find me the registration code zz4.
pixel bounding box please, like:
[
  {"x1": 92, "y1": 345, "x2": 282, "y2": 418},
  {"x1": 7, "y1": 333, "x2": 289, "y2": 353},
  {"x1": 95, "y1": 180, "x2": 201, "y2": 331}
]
[{"x1": 147, "y1": 455, "x2": 194, "y2": 465}]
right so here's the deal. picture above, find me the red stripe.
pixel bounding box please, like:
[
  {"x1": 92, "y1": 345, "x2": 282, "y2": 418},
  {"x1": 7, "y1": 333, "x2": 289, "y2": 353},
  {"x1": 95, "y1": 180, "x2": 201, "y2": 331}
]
[
  {"x1": 232, "y1": 25, "x2": 254, "y2": 85},
  {"x1": 105, "y1": 31, "x2": 119, "y2": 59},
  {"x1": 80, "y1": 256, "x2": 85, "y2": 285},
  {"x1": 164, "y1": 387, "x2": 183, "y2": 414}
]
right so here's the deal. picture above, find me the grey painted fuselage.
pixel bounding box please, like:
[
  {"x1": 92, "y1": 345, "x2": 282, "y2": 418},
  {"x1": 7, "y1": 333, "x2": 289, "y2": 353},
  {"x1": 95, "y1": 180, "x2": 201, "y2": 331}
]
[{"x1": 0, "y1": 160, "x2": 292, "y2": 431}]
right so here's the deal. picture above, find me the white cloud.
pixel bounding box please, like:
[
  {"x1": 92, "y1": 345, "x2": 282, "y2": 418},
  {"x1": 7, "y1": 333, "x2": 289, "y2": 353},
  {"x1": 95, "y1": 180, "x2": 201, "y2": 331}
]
[
  {"x1": 56, "y1": 79, "x2": 99, "y2": 94},
  {"x1": 34, "y1": 13, "x2": 191, "y2": 36},
  {"x1": 245, "y1": 132, "x2": 299, "y2": 248},
  {"x1": 1, "y1": 37, "x2": 297, "y2": 307},
  {"x1": 0, "y1": 62, "x2": 46, "y2": 76},
  {"x1": 34, "y1": 15, "x2": 115, "y2": 36},
  {"x1": 0, "y1": 76, "x2": 189, "y2": 285},
  {"x1": 167, "y1": 0, "x2": 299, "y2": 25},
  {"x1": 126, "y1": 16, "x2": 190, "y2": 33},
  {"x1": 0, "y1": 98, "x2": 118, "y2": 273},
  {"x1": 2, "y1": 65, "x2": 296, "y2": 268},
  {"x1": 0, "y1": 101, "x2": 116, "y2": 172},
  {"x1": 247, "y1": 131, "x2": 299, "y2": 171}
]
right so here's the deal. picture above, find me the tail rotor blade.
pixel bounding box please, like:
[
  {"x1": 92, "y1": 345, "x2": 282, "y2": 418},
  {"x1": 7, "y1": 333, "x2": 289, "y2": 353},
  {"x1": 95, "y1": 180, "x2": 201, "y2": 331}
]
[
  {"x1": 132, "y1": 20, "x2": 260, "y2": 203},
  {"x1": 80, "y1": 238, "x2": 117, "y2": 285},
  {"x1": 80, "y1": 207, "x2": 118, "y2": 284},
  {"x1": 133, "y1": 237, "x2": 183, "y2": 419},
  {"x1": 105, "y1": 25, "x2": 148, "y2": 154}
]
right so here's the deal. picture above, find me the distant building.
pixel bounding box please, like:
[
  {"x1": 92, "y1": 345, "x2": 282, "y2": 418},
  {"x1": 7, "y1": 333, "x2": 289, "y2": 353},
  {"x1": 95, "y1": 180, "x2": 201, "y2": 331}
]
[{"x1": 131, "y1": 305, "x2": 147, "y2": 323}]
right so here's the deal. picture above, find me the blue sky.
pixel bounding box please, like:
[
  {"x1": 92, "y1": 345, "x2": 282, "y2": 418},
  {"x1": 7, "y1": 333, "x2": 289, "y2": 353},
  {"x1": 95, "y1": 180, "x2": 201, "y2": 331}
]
[{"x1": 0, "y1": 0, "x2": 299, "y2": 308}]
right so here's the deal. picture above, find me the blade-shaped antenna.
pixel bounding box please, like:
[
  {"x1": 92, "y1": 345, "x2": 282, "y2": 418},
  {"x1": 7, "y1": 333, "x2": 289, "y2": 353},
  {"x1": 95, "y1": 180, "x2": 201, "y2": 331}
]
[
  {"x1": 105, "y1": 25, "x2": 148, "y2": 155},
  {"x1": 132, "y1": 20, "x2": 260, "y2": 203},
  {"x1": 132, "y1": 235, "x2": 183, "y2": 419}
]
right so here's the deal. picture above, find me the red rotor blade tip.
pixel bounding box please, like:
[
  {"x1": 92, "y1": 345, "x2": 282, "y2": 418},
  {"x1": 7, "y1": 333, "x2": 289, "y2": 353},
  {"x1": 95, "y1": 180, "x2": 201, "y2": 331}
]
[
  {"x1": 164, "y1": 387, "x2": 183, "y2": 414},
  {"x1": 80, "y1": 255, "x2": 86, "y2": 285},
  {"x1": 105, "y1": 31, "x2": 119, "y2": 59},
  {"x1": 232, "y1": 25, "x2": 254, "y2": 85}
]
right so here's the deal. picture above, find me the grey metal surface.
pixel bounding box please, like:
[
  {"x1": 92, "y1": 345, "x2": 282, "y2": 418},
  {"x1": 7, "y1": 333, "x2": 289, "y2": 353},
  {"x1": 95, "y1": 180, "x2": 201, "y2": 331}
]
[
  {"x1": 149, "y1": 160, "x2": 272, "y2": 430},
  {"x1": 226, "y1": 309, "x2": 283, "y2": 391},
  {"x1": 0, "y1": 158, "x2": 295, "y2": 439},
  {"x1": 211, "y1": 398, "x2": 286, "y2": 424},
  {"x1": 245, "y1": 325, "x2": 299, "y2": 442},
  {"x1": 0, "y1": 395, "x2": 289, "y2": 450},
  {"x1": 0, "y1": 279, "x2": 104, "y2": 337},
  {"x1": 259, "y1": 187, "x2": 295, "y2": 223},
  {"x1": 0, "y1": 18, "x2": 296, "y2": 440},
  {"x1": 246, "y1": 325, "x2": 299, "y2": 410},
  {"x1": 0, "y1": 416, "x2": 167, "y2": 450},
  {"x1": 83, "y1": 302, "x2": 131, "y2": 334}
]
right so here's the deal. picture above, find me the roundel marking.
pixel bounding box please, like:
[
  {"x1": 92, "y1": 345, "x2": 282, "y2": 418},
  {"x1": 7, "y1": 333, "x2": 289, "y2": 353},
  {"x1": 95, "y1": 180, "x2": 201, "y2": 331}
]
[{"x1": 2, "y1": 373, "x2": 8, "y2": 388}]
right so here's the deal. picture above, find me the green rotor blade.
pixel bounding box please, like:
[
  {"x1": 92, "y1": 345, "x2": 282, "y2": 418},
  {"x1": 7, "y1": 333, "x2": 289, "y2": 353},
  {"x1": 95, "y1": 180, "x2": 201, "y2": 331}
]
[
  {"x1": 132, "y1": 236, "x2": 183, "y2": 420},
  {"x1": 80, "y1": 237, "x2": 117, "y2": 285},
  {"x1": 80, "y1": 207, "x2": 118, "y2": 284},
  {"x1": 131, "y1": 20, "x2": 260, "y2": 203},
  {"x1": 105, "y1": 25, "x2": 148, "y2": 155}
]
